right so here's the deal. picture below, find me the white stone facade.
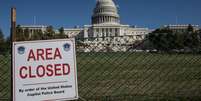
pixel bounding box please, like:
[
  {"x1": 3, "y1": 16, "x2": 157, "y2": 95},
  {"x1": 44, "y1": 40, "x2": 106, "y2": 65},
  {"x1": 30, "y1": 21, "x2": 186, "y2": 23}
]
[
  {"x1": 162, "y1": 24, "x2": 200, "y2": 33},
  {"x1": 20, "y1": 0, "x2": 150, "y2": 52},
  {"x1": 82, "y1": 24, "x2": 148, "y2": 44},
  {"x1": 20, "y1": 25, "x2": 47, "y2": 33},
  {"x1": 64, "y1": 0, "x2": 150, "y2": 52},
  {"x1": 63, "y1": 28, "x2": 83, "y2": 38}
]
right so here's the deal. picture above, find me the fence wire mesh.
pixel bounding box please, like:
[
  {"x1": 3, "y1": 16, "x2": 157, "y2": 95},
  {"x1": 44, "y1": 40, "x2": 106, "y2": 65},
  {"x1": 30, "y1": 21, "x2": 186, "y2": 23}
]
[
  {"x1": 1, "y1": 39, "x2": 201, "y2": 101},
  {"x1": 0, "y1": 55, "x2": 11, "y2": 101},
  {"x1": 75, "y1": 38, "x2": 201, "y2": 101}
]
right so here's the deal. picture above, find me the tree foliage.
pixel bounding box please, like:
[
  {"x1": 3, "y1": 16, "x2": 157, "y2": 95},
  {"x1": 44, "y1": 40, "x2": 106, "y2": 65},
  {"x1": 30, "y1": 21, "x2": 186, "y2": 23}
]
[
  {"x1": 147, "y1": 28, "x2": 201, "y2": 53},
  {"x1": 1, "y1": 25, "x2": 61, "y2": 55},
  {"x1": 57, "y1": 27, "x2": 66, "y2": 38},
  {"x1": 44, "y1": 26, "x2": 55, "y2": 39},
  {"x1": 0, "y1": 28, "x2": 4, "y2": 42},
  {"x1": 32, "y1": 29, "x2": 43, "y2": 40},
  {"x1": 24, "y1": 28, "x2": 30, "y2": 40},
  {"x1": 0, "y1": 29, "x2": 10, "y2": 55},
  {"x1": 187, "y1": 24, "x2": 194, "y2": 32},
  {"x1": 16, "y1": 25, "x2": 25, "y2": 41}
]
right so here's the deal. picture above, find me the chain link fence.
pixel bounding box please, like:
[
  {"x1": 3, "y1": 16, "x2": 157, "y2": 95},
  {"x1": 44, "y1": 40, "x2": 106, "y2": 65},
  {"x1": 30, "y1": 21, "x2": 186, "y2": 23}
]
[
  {"x1": 0, "y1": 55, "x2": 11, "y2": 101},
  {"x1": 76, "y1": 38, "x2": 201, "y2": 101},
  {"x1": 1, "y1": 38, "x2": 201, "y2": 101}
]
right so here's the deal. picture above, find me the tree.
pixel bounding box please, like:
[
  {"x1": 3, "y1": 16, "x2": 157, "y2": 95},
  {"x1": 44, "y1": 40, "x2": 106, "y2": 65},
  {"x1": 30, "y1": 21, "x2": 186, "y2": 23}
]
[
  {"x1": 148, "y1": 29, "x2": 174, "y2": 52},
  {"x1": 184, "y1": 32, "x2": 201, "y2": 52},
  {"x1": 0, "y1": 29, "x2": 10, "y2": 55},
  {"x1": 0, "y1": 29, "x2": 4, "y2": 42},
  {"x1": 174, "y1": 33, "x2": 184, "y2": 49},
  {"x1": 23, "y1": 28, "x2": 30, "y2": 41},
  {"x1": 198, "y1": 29, "x2": 201, "y2": 34},
  {"x1": 16, "y1": 25, "x2": 26, "y2": 41},
  {"x1": 32, "y1": 29, "x2": 43, "y2": 40},
  {"x1": 58, "y1": 27, "x2": 66, "y2": 39},
  {"x1": 4, "y1": 36, "x2": 11, "y2": 54},
  {"x1": 166, "y1": 32, "x2": 175, "y2": 49},
  {"x1": 187, "y1": 24, "x2": 194, "y2": 32},
  {"x1": 148, "y1": 27, "x2": 201, "y2": 53},
  {"x1": 44, "y1": 26, "x2": 55, "y2": 39},
  {"x1": 0, "y1": 29, "x2": 5, "y2": 54}
]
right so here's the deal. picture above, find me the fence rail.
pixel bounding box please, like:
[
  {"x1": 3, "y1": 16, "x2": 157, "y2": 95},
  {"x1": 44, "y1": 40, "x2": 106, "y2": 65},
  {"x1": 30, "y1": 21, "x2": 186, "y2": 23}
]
[{"x1": 1, "y1": 42, "x2": 201, "y2": 101}]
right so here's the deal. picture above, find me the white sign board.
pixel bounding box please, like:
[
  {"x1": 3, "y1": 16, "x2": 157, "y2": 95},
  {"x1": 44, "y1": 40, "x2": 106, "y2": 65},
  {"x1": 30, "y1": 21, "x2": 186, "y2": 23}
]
[{"x1": 12, "y1": 39, "x2": 78, "y2": 101}]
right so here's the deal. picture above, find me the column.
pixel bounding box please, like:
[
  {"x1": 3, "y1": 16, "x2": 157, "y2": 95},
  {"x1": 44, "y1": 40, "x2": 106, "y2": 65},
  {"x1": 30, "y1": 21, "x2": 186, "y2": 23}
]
[{"x1": 98, "y1": 17, "x2": 100, "y2": 23}]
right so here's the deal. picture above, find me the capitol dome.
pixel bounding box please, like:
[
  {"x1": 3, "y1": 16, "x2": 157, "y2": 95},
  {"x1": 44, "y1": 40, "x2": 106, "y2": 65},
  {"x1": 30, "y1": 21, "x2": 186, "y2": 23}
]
[{"x1": 92, "y1": 0, "x2": 120, "y2": 25}]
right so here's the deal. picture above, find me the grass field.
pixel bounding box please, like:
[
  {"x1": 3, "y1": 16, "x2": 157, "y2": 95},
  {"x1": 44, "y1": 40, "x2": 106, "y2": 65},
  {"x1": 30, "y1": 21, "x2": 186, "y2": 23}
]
[
  {"x1": 1, "y1": 52, "x2": 201, "y2": 100},
  {"x1": 0, "y1": 55, "x2": 11, "y2": 100},
  {"x1": 77, "y1": 52, "x2": 201, "y2": 101}
]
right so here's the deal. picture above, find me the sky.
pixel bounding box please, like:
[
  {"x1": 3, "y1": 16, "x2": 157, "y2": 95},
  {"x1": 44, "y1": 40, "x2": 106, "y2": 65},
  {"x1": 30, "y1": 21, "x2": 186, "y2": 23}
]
[{"x1": 0, "y1": 0, "x2": 201, "y2": 37}]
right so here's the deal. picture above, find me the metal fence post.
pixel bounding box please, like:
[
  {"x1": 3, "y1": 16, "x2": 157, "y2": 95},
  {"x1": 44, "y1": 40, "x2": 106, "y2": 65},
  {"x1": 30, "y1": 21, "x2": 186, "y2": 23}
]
[{"x1": 11, "y1": 7, "x2": 16, "y2": 101}]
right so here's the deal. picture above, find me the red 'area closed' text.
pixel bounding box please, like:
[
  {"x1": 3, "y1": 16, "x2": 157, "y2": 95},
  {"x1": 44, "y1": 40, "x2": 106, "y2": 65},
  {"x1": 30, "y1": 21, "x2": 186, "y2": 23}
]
[{"x1": 18, "y1": 48, "x2": 71, "y2": 79}]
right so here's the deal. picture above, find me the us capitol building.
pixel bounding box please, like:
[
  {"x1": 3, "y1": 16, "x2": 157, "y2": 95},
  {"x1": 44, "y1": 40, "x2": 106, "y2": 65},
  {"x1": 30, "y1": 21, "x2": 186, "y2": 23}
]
[{"x1": 21, "y1": 0, "x2": 150, "y2": 52}]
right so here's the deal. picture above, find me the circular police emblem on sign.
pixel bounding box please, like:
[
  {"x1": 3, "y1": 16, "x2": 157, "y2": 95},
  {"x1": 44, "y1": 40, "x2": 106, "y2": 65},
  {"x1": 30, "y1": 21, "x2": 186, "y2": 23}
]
[
  {"x1": 63, "y1": 43, "x2": 71, "y2": 52},
  {"x1": 18, "y1": 46, "x2": 25, "y2": 55}
]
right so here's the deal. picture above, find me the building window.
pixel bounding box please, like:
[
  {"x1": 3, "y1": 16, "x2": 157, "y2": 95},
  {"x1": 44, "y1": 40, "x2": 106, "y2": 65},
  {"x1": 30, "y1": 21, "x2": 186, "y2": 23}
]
[
  {"x1": 96, "y1": 29, "x2": 99, "y2": 33},
  {"x1": 102, "y1": 29, "x2": 104, "y2": 32},
  {"x1": 110, "y1": 29, "x2": 112, "y2": 33}
]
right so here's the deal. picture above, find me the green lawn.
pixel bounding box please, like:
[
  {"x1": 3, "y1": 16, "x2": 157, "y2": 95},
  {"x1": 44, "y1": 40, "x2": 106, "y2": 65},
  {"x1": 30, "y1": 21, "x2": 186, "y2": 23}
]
[
  {"x1": 77, "y1": 52, "x2": 201, "y2": 101},
  {"x1": 0, "y1": 55, "x2": 11, "y2": 100},
  {"x1": 1, "y1": 53, "x2": 201, "y2": 101}
]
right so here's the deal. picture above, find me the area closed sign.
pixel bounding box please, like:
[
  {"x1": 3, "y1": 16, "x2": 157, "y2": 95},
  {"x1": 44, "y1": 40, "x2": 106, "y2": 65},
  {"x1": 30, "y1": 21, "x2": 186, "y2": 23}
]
[{"x1": 12, "y1": 39, "x2": 78, "y2": 101}]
